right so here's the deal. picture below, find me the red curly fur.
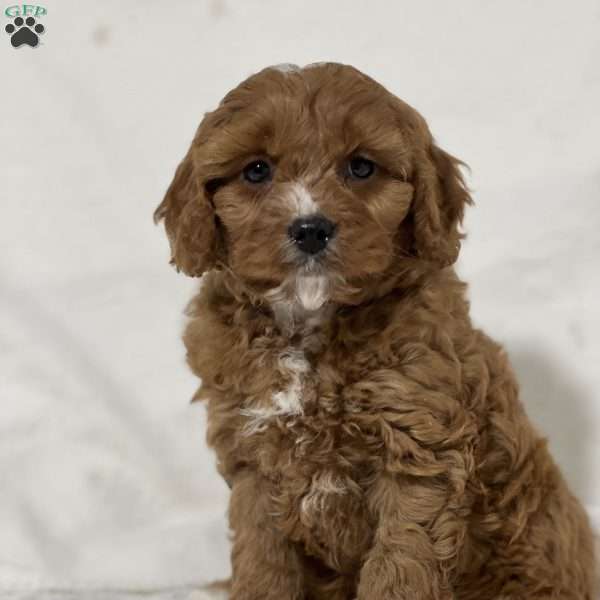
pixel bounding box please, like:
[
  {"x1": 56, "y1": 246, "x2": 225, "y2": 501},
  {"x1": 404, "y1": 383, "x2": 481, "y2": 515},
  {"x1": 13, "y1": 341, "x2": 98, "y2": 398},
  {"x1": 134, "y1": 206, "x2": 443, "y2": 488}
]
[{"x1": 155, "y1": 63, "x2": 596, "y2": 599}]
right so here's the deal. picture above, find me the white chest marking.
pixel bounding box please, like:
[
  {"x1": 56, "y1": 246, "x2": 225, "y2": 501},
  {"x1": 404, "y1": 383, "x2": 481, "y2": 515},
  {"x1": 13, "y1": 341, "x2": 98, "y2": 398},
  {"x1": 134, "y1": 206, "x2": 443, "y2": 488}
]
[{"x1": 241, "y1": 349, "x2": 309, "y2": 435}]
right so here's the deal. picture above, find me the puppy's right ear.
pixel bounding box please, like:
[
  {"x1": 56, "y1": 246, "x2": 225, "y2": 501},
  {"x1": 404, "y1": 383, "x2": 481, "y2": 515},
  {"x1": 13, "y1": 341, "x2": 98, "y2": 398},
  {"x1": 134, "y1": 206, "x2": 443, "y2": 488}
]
[{"x1": 153, "y1": 146, "x2": 217, "y2": 277}]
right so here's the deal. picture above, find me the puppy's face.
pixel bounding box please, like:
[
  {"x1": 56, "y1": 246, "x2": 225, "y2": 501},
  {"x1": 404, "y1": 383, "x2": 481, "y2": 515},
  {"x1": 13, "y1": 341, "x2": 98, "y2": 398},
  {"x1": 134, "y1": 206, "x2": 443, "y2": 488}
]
[{"x1": 155, "y1": 63, "x2": 470, "y2": 309}]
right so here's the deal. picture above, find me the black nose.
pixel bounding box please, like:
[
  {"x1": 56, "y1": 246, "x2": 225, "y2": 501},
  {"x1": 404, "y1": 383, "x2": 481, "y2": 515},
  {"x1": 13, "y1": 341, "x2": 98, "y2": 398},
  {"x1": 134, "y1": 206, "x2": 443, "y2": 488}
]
[{"x1": 288, "y1": 216, "x2": 335, "y2": 255}]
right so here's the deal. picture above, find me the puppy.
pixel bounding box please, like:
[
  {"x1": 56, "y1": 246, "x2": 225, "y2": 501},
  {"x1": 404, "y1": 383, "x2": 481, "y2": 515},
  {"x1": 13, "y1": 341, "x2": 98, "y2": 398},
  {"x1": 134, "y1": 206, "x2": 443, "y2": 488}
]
[{"x1": 155, "y1": 63, "x2": 596, "y2": 599}]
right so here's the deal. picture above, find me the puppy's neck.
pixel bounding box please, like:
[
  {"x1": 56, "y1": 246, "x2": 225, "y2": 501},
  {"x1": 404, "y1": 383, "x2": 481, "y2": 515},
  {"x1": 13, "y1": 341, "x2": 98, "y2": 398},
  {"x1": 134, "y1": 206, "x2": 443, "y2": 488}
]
[
  {"x1": 268, "y1": 297, "x2": 334, "y2": 358},
  {"x1": 266, "y1": 272, "x2": 333, "y2": 355},
  {"x1": 270, "y1": 296, "x2": 333, "y2": 333}
]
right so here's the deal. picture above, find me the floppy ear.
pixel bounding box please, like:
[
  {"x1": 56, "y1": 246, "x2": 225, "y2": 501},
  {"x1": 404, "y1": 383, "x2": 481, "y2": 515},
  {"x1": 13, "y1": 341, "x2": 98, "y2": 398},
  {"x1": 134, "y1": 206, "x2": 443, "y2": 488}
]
[
  {"x1": 153, "y1": 146, "x2": 218, "y2": 277},
  {"x1": 411, "y1": 143, "x2": 472, "y2": 267}
]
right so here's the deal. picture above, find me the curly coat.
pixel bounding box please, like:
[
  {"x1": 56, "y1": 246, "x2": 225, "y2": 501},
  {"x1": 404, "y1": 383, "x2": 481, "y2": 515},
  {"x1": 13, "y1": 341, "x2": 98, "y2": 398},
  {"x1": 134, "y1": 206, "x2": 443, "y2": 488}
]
[{"x1": 155, "y1": 63, "x2": 596, "y2": 599}]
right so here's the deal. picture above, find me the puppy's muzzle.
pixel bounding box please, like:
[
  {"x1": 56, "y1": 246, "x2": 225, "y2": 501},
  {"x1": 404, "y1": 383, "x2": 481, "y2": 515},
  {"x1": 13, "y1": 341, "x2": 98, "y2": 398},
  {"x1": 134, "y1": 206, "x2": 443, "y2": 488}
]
[{"x1": 288, "y1": 215, "x2": 335, "y2": 255}]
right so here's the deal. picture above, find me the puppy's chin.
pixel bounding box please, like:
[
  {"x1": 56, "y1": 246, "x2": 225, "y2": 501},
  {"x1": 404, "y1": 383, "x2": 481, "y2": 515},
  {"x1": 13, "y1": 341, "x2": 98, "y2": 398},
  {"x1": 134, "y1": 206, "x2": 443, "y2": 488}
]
[
  {"x1": 265, "y1": 264, "x2": 331, "y2": 327},
  {"x1": 295, "y1": 270, "x2": 329, "y2": 311}
]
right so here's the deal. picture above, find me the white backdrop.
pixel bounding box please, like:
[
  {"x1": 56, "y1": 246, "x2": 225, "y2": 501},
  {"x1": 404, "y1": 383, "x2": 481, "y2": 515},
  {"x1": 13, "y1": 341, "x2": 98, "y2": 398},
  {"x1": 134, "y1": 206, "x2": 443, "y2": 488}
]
[{"x1": 2, "y1": 0, "x2": 599, "y2": 596}]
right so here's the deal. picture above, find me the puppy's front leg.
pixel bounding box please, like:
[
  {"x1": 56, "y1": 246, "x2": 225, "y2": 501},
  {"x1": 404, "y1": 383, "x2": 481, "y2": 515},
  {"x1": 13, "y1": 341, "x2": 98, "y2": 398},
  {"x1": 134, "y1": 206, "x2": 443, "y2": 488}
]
[
  {"x1": 356, "y1": 476, "x2": 456, "y2": 600},
  {"x1": 229, "y1": 471, "x2": 304, "y2": 600}
]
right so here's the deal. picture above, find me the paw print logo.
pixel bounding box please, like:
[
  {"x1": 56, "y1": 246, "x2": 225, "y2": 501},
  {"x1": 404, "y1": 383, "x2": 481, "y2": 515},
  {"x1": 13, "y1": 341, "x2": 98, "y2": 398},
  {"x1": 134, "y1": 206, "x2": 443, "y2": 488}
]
[{"x1": 5, "y1": 16, "x2": 45, "y2": 48}]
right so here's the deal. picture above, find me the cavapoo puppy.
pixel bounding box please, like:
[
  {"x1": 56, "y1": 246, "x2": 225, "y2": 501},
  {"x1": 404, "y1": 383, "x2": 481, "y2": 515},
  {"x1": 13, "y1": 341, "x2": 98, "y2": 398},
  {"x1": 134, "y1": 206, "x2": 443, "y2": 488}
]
[{"x1": 155, "y1": 63, "x2": 596, "y2": 599}]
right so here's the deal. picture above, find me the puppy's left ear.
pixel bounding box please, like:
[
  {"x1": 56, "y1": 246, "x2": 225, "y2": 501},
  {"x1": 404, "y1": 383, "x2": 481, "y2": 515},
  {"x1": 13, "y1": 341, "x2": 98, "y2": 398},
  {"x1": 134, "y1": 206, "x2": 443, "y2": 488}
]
[
  {"x1": 411, "y1": 142, "x2": 472, "y2": 267},
  {"x1": 153, "y1": 146, "x2": 218, "y2": 277}
]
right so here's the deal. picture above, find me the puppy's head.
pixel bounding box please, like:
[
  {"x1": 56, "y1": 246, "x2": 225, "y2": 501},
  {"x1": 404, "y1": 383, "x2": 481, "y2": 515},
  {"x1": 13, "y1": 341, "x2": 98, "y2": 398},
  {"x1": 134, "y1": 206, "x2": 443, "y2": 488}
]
[{"x1": 154, "y1": 63, "x2": 471, "y2": 309}]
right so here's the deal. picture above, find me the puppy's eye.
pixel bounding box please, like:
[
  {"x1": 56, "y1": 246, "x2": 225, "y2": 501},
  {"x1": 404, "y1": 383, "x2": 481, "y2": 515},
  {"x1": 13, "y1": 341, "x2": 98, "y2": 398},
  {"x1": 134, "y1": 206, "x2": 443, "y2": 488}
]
[
  {"x1": 243, "y1": 160, "x2": 271, "y2": 184},
  {"x1": 348, "y1": 156, "x2": 375, "y2": 179}
]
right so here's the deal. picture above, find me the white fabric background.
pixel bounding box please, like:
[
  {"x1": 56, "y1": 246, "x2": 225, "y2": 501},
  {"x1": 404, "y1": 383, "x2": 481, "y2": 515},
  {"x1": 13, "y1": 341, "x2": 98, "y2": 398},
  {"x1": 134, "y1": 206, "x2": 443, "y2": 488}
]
[{"x1": 2, "y1": 0, "x2": 599, "y2": 596}]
